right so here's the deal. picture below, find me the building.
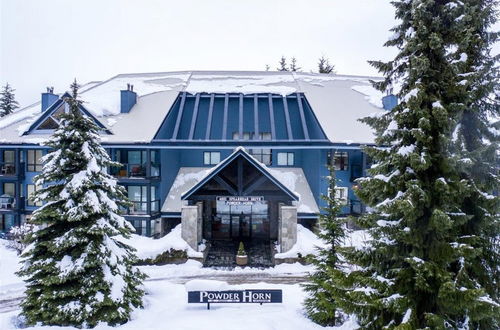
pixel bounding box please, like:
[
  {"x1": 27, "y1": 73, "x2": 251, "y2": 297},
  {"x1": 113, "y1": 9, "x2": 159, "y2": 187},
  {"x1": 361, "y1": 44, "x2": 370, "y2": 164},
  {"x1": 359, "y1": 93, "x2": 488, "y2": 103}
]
[{"x1": 0, "y1": 71, "x2": 396, "y2": 258}]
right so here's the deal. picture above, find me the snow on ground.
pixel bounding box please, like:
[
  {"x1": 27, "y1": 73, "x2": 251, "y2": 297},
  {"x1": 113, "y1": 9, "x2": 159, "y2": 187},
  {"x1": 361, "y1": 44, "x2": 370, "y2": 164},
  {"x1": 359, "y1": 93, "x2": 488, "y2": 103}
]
[
  {"x1": 275, "y1": 224, "x2": 326, "y2": 259},
  {"x1": 115, "y1": 224, "x2": 203, "y2": 259},
  {"x1": 0, "y1": 280, "x2": 357, "y2": 330},
  {"x1": 139, "y1": 259, "x2": 315, "y2": 280},
  {"x1": 0, "y1": 240, "x2": 24, "y2": 298},
  {"x1": 0, "y1": 227, "x2": 370, "y2": 329}
]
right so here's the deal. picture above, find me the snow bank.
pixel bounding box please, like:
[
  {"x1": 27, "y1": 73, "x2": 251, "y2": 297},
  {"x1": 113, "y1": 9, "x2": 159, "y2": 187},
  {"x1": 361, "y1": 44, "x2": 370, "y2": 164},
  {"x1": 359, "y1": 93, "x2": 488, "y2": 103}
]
[
  {"x1": 115, "y1": 225, "x2": 203, "y2": 260},
  {"x1": 139, "y1": 260, "x2": 315, "y2": 280},
  {"x1": 275, "y1": 225, "x2": 326, "y2": 259},
  {"x1": 185, "y1": 279, "x2": 230, "y2": 292},
  {"x1": 1, "y1": 280, "x2": 355, "y2": 330}
]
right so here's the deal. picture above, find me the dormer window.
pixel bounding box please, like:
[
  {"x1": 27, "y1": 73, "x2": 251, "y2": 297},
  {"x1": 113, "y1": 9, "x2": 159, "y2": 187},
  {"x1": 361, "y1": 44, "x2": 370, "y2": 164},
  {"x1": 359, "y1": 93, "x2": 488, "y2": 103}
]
[{"x1": 35, "y1": 104, "x2": 67, "y2": 131}]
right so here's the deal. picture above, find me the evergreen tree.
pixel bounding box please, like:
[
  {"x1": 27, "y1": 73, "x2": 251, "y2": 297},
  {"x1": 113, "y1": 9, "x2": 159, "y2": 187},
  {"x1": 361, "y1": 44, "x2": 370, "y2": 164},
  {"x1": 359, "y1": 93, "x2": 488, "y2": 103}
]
[
  {"x1": 18, "y1": 80, "x2": 146, "y2": 328},
  {"x1": 447, "y1": 1, "x2": 500, "y2": 328},
  {"x1": 330, "y1": 1, "x2": 499, "y2": 328},
  {"x1": 318, "y1": 56, "x2": 335, "y2": 74},
  {"x1": 277, "y1": 56, "x2": 288, "y2": 71},
  {"x1": 0, "y1": 83, "x2": 19, "y2": 116},
  {"x1": 290, "y1": 57, "x2": 301, "y2": 72},
  {"x1": 303, "y1": 166, "x2": 347, "y2": 326}
]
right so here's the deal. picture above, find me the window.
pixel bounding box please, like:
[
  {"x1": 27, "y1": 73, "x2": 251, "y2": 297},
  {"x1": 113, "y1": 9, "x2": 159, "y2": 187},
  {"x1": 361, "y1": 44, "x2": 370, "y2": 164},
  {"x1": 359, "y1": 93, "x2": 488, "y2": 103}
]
[
  {"x1": 3, "y1": 183, "x2": 15, "y2": 196},
  {"x1": 333, "y1": 187, "x2": 349, "y2": 205},
  {"x1": 128, "y1": 151, "x2": 147, "y2": 177},
  {"x1": 204, "y1": 152, "x2": 220, "y2": 165},
  {"x1": 36, "y1": 104, "x2": 67, "y2": 131},
  {"x1": 329, "y1": 151, "x2": 349, "y2": 171},
  {"x1": 27, "y1": 150, "x2": 43, "y2": 172},
  {"x1": 1, "y1": 150, "x2": 15, "y2": 175},
  {"x1": 250, "y1": 132, "x2": 272, "y2": 165},
  {"x1": 27, "y1": 184, "x2": 43, "y2": 207},
  {"x1": 151, "y1": 186, "x2": 159, "y2": 212},
  {"x1": 277, "y1": 152, "x2": 294, "y2": 166},
  {"x1": 128, "y1": 186, "x2": 148, "y2": 214}
]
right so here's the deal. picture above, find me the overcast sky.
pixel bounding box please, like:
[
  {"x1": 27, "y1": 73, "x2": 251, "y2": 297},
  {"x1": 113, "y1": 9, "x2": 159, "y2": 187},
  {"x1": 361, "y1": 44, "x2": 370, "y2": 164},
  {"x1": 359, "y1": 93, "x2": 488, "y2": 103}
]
[{"x1": 1, "y1": 0, "x2": 399, "y2": 107}]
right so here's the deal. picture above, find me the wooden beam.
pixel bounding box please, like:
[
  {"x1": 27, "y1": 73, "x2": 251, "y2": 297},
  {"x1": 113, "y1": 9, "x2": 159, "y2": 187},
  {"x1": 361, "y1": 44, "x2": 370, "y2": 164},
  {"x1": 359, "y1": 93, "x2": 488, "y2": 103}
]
[
  {"x1": 188, "y1": 93, "x2": 201, "y2": 140},
  {"x1": 205, "y1": 93, "x2": 215, "y2": 140},
  {"x1": 253, "y1": 94, "x2": 259, "y2": 139},
  {"x1": 282, "y1": 96, "x2": 293, "y2": 140},
  {"x1": 237, "y1": 157, "x2": 243, "y2": 195},
  {"x1": 238, "y1": 94, "x2": 243, "y2": 140},
  {"x1": 172, "y1": 92, "x2": 187, "y2": 140},
  {"x1": 222, "y1": 94, "x2": 229, "y2": 140},
  {"x1": 213, "y1": 175, "x2": 238, "y2": 195},
  {"x1": 268, "y1": 94, "x2": 276, "y2": 140},
  {"x1": 296, "y1": 94, "x2": 310, "y2": 140},
  {"x1": 242, "y1": 175, "x2": 267, "y2": 196}
]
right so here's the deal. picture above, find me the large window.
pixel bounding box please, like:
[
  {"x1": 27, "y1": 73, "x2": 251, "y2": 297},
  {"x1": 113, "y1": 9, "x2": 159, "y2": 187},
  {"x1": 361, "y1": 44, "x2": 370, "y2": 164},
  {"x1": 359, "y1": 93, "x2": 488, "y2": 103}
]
[
  {"x1": 251, "y1": 132, "x2": 272, "y2": 165},
  {"x1": 128, "y1": 186, "x2": 148, "y2": 215},
  {"x1": 128, "y1": 151, "x2": 146, "y2": 177},
  {"x1": 328, "y1": 151, "x2": 349, "y2": 171},
  {"x1": 277, "y1": 152, "x2": 294, "y2": 166},
  {"x1": 204, "y1": 152, "x2": 220, "y2": 165},
  {"x1": 1, "y1": 151, "x2": 16, "y2": 175},
  {"x1": 27, "y1": 150, "x2": 43, "y2": 172},
  {"x1": 328, "y1": 186, "x2": 348, "y2": 205},
  {"x1": 27, "y1": 184, "x2": 43, "y2": 207}
]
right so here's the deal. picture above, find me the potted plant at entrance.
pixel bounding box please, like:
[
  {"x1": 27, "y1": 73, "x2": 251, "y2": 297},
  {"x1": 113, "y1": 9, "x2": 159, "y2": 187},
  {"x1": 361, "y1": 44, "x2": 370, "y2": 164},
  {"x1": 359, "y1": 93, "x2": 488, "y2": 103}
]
[{"x1": 236, "y1": 241, "x2": 248, "y2": 266}]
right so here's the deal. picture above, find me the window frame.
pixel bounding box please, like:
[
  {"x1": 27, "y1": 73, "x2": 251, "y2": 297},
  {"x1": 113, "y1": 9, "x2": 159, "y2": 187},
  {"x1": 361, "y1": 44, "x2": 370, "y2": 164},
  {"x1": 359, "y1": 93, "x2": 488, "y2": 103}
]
[
  {"x1": 277, "y1": 152, "x2": 294, "y2": 166},
  {"x1": 27, "y1": 150, "x2": 43, "y2": 172},
  {"x1": 203, "y1": 151, "x2": 221, "y2": 165},
  {"x1": 26, "y1": 184, "x2": 43, "y2": 207}
]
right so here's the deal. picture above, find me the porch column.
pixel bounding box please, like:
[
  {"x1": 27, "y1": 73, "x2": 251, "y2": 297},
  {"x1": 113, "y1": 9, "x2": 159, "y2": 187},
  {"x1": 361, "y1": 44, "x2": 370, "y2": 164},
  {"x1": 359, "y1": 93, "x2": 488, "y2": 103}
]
[
  {"x1": 279, "y1": 205, "x2": 297, "y2": 253},
  {"x1": 181, "y1": 202, "x2": 203, "y2": 251}
]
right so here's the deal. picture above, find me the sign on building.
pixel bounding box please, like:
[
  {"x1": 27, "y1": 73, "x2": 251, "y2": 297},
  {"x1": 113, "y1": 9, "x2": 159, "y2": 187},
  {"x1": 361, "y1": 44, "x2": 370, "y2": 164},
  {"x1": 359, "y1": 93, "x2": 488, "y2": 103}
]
[
  {"x1": 216, "y1": 196, "x2": 264, "y2": 206},
  {"x1": 188, "y1": 289, "x2": 282, "y2": 309}
]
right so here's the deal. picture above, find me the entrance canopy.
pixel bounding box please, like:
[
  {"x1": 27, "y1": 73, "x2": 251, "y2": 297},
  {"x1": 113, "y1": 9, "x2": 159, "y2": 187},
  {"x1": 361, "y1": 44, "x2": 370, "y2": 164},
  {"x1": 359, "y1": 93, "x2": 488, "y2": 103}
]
[{"x1": 182, "y1": 147, "x2": 299, "y2": 202}]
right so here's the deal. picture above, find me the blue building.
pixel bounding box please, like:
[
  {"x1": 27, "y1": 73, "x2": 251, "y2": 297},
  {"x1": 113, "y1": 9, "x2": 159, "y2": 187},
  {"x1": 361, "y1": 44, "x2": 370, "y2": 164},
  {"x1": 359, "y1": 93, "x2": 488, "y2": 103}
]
[{"x1": 0, "y1": 71, "x2": 395, "y2": 257}]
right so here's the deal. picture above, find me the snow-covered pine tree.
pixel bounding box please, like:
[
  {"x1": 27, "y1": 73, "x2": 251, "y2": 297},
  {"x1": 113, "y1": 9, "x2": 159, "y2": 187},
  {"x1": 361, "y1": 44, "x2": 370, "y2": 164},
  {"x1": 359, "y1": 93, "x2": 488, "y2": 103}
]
[
  {"x1": 290, "y1": 57, "x2": 301, "y2": 72},
  {"x1": 18, "y1": 80, "x2": 146, "y2": 328},
  {"x1": 277, "y1": 56, "x2": 288, "y2": 71},
  {"x1": 332, "y1": 0, "x2": 499, "y2": 328},
  {"x1": 446, "y1": 1, "x2": 500, "y2": 328},
  {"x1": 303, "y1": 165, "x2": 347, "y2": 326},
  {"x1": 318, "y1": 56, "x2": 335, "y2": 74},
  {"x1": 0, "y1": 83, "x2": 19, "y2": 117}
]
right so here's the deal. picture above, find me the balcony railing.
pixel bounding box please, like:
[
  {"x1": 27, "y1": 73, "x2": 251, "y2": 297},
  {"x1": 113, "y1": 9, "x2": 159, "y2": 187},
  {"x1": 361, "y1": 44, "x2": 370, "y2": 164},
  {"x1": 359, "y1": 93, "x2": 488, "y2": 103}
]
[
  {"x1": 0, "y1": 162, "x2": 24, "y2": 177},
  {"x1": 0, "y1": 195, "x2": 24, "y2": 211},
  {"x1": 110, "y1": 163, "x2": 160, "y2": 179},
  {"x1": 122, "y1": 200, "x2": 161, "y2": 215}
]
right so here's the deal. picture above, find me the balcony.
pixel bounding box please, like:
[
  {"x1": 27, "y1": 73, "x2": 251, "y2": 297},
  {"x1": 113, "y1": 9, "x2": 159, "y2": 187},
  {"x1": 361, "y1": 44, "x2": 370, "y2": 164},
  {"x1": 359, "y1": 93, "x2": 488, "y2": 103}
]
[
  {"x1": 0, "y1": 195, "x2": 24, "y2": 212},
  {"x1": 0, "y1": 162, "x2": 24, "y2": 179},
  {"x1": 111, "y1": 163, "x2": 160, "y2": 179},
  {"x1": 122, "y1": 200, "x2": 161, "y2": 216}
]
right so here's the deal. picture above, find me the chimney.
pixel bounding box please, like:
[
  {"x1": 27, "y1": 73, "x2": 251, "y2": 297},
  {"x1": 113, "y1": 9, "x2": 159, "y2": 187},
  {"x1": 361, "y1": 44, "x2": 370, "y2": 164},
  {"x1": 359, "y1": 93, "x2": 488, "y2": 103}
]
[
  {"x1": 120, "y1": 84, "x2": 137, "y2": 113},
  {"x1": 41, "y1": 87, "x2": 58, "y2": 112},
  {"x1": 382, "y1": 94, "x2": 398, "y2": 111}
]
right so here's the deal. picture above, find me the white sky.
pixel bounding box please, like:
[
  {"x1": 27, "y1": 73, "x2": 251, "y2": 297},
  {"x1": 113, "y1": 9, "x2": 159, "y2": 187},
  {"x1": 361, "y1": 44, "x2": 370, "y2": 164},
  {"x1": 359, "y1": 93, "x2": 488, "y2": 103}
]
[{"x1": 1, "y1": 0, "x2": 399, "y2": 107}]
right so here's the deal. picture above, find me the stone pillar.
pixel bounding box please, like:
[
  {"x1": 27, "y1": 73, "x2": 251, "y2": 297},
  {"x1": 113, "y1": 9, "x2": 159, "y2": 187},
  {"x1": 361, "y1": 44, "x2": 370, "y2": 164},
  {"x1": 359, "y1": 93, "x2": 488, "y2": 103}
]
[
  {"x1": 181, "y1": 204, "x2": 201, "y2": 251},
  {"x1": 279, "y1": 205, "x2": 297, "y2": 253}
]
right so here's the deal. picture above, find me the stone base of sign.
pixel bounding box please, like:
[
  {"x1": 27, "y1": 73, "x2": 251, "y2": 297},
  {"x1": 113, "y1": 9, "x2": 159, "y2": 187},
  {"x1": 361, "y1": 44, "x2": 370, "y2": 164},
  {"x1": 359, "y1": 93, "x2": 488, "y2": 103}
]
[
  {"x1": 278, "y1": 205, "x2": 297, "y2": 253},
  {"x1": 181, "y1": 202, "x2": 202, "y2": 251}
]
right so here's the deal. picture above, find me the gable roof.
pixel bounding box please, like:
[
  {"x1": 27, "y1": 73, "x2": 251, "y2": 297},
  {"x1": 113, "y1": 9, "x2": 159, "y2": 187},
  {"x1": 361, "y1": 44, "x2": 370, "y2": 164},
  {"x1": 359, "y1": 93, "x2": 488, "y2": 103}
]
[
  {"x1": 22, "y1": 92, "x2": 110, "y2": 135},
  {"x1": 0, "y1": 71, "x2": 385, "y2": 145},
  {"x1": 181, "y1": 147, "x2": 299, "y2": 201}
]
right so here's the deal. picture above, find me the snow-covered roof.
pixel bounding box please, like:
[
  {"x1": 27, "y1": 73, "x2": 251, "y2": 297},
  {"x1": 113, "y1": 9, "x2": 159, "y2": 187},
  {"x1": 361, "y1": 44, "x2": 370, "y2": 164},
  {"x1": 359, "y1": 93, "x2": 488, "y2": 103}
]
[
  {"x1": 0, "y1": 71, "x2": 384, "y2": 145},
  {"x1": 162, "y1": 167, "x2": 319, "y2": 214}
]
